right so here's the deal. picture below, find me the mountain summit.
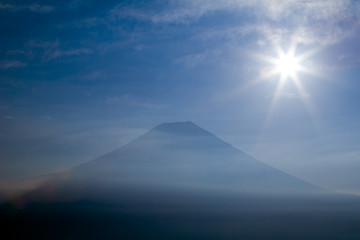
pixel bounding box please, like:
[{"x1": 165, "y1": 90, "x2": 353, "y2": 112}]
[{"x1": 152, "y1": 121, "x2": 214, "y2": 136}]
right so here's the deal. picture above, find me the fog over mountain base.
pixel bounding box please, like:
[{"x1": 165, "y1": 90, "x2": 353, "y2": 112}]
[{"x1": 1, "y1": 122, "x2": 360, "y2": 239}]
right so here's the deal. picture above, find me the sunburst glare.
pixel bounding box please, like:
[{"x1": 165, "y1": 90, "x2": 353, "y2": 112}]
[
  {"x1": 274, "y1": 53, "x2": 300, "y2": 79},
  {"x1": 257, "y1": 43, "x2": 322, "y2": 133}
]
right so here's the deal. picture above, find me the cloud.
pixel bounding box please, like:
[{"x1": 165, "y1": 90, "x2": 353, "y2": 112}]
[
  {"x1": 4, "y1": 0, "x2": 357, "y2": 73},
  {"x1": 110, "y1": 1, "x2": 244, "y2": 24},
  {"x1": 26, "y1": 40, "x2": 92, "y2": 61},
  {"x1": 0, "y1": 60, "x2": 26, "y2": 70},
  {"x1": 105, "y1": 94, "x2": 166, "y2": 110},
  {"x1": 61, "y1": 70, "x2": 109, "y2": 83},
  {"x1": 253, "y1": 2, "x2": 357, "y2": 46},
  {"x1": 109, "y1": 1, "x2": 359, "y2": 47},
  {"x1": 0, "y1": 2, "x2": 54, "y2": 13},
  {"x1": 59, "y1": 0, "x2": 358, "y2": 64},
  {"x1": 77, "y1": 70, "x2": 108, "y2": 82},
  {"x1": 70, "y1": 17, "x2": 106, "y2": 29},
  {"x1": 195, "y1": 24, "x2": 257, "y2": 42},
  {"x1": 45, "y1": 48, "x2": 92, "y2": 61},
  {"x1": 0, "y1": 3, "x2": 13, "y2": 10},
  {"x1": 65, "y1": 0, "x2": 90, "y2": 10},
  {"x1": 175, "y1": 49, "x2": 222, "y2": 68}
]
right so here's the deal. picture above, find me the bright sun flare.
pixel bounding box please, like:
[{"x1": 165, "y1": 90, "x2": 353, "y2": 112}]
[
  {"x1": 255, "y1": 43, "x2": 321, "y2": 131},
  {"x1": 274, "y1": 54, "x2": 300, "y2": 78},
  {"x1": 258, "y1": 43, "x2": 319, "y2": 94}
]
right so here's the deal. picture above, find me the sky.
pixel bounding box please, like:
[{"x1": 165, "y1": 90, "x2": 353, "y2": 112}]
[{"x1": 0, "y1": 0, "x2": 360, "y2": 194}]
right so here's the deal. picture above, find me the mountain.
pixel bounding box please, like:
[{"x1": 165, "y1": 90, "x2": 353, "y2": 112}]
[
  {"x1": 22, "y1": 121, "x2": 322, "y2": 203},
  {"x1": 4, "y1": 122, "x2": 360, "y2": 240}
]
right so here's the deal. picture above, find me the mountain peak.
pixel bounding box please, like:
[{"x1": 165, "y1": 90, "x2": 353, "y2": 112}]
[
  {"x1": 156, "y1": 121, "x2": 196, "y2": 129},
  {"x1": 152, "y1": 121, "x2": 212, "y2": 136}
]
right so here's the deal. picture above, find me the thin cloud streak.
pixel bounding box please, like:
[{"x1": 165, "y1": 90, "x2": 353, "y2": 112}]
[
  {"x1": 0, "y1": 60, "x2": 26, "y2": 70},
  {"x1": 25, "y1": 40, "x2": 92, "y2": 62},
  {"x1": 0, "y1": 2, "x2": 55, "y2": 13},
  {"x1": 105, "y1": 94, "x2": 167, "y2": 110}
]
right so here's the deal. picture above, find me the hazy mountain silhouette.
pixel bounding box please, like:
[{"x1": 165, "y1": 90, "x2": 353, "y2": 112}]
[
  {"x1": 76, "y1": 121, "x2": 321, "y2": 191},
  {"x1": 22, "y1": 121, "x2": 323, "y2": 203},
  {"x1": 3, "y1": 122, "x2": 360, "y2": 240}
]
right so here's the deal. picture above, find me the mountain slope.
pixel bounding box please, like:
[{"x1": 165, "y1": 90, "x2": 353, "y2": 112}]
[{"x1": 54, "y1": 121, "x2": 320, "y2": 194}]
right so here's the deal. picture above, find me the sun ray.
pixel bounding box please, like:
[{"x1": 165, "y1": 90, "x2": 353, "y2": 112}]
[
  {"x1": 255, "y1": 43, "x2": 323, "y2": 138},
  {"x1": 291, "y1": 75, "x2": 322, "y2": 134}
]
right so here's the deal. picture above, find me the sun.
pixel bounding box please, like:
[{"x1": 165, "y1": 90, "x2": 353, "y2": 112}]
[
  {"x1": 268, "y1": 44, "x2": 306, "y2": 81},
  {"x1": 256, "y1": 43, "x2": 320, "y2": 98},
  {"x1": 250, "y1": 42, "x2": 322, "y2": 133},
  {"x1": 253, "y1": 42, "x2": 323, "y2": 129},
  {"x1": 259, "y1": 44, "x2": 312, "y2": 101},
  {"x1": 258, "y1": 43, "x2": 318, "y2": 84},
  {"x1": 274, "y1": 53, "x2": 300, "y2": 78}
]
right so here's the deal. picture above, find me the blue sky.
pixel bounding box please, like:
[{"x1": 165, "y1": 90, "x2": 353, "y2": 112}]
[{"x1": 1, "y1": 0, "x2": 360, "y2": 194}]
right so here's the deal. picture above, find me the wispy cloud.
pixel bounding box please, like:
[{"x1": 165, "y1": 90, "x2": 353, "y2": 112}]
[
  {"x1": 109, "y1": 0, "x2": 359, "y2": 47},
  {"x1": 61, "y1": 70, "x2": 109, "y2": 83},
  {"x1": 77, "y1": 70, "x2": 108, "y2": 82},
  {"x1": 72, "y1": 17, "x2": 105, "y2": 28},
  {"x1": 175, "y1": 48, "x2": 222, "y2": 68},
  {"x1": 46, "y1": 48, "x2": 92, "y2": 61},
  {"x1": 0, "y1": 60, "x2": 26, "y2": 70},
  {"x1": 26, "y1": 40, "x2": 92, "y2": 61},
  {"x1": 0, "y1": 2, "x2": 55, "y2": 13},
  {"x1": 109, "y1": 1, "x2": 227, "y2": 24},
  {"x1": 105, "y1": 94, "x2": 166, "y2": 110}
]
